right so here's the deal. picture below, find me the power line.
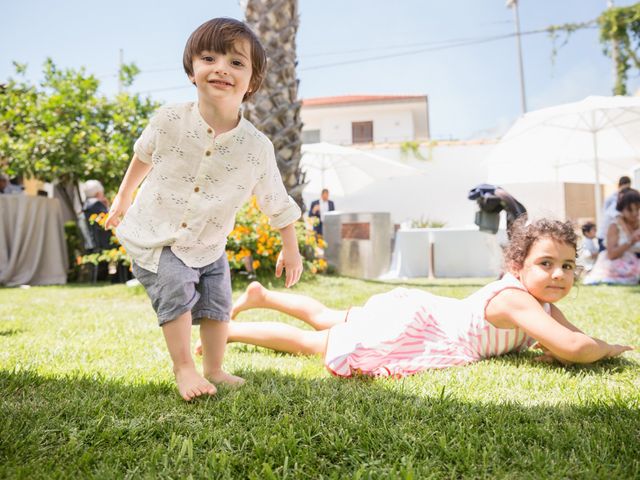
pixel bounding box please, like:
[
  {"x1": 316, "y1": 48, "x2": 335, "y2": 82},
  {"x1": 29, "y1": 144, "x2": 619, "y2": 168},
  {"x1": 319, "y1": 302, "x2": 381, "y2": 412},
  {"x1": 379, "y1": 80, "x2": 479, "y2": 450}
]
[
  {"x1": 301, "y1": 33, "x2": 516, "y2": 58},
  {"x1": 299, "y1": 25, "x2": 595, "y2": 71},
  {"x1": 133, "y1": 23, "x2": 596, "y2": 95}
]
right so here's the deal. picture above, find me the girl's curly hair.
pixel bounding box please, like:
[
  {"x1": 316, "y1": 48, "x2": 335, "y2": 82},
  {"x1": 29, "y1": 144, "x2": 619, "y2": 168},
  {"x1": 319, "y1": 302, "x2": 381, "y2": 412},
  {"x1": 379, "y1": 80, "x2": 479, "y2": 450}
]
[{"x1": 504, "y1": 217, "x2": 578, "y2": 270}]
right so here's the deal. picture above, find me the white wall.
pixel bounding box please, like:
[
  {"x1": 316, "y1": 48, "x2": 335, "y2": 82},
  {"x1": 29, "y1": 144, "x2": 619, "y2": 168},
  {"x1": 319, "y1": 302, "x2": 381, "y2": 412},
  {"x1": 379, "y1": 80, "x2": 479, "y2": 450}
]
[
  {"x1": 303, "y1": 142, "x2": 495, "y2": 227},
  {"x1": 301, "y1": 142, "x2": 595, "y2": 228},
  {"x1": 496, "y1": 183, "x2": 566, "y2": 220},
  {"x1": 302, "y1": 100, "x2": 429, "y2": 145}
]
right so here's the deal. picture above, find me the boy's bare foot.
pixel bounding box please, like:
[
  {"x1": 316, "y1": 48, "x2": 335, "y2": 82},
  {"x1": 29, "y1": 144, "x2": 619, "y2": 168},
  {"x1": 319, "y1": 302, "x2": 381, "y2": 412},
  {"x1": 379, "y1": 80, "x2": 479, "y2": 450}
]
[
  {"x1": 231, "y1": 281, "x2": 266, "y2": 319},
  {"x1": 205, "y1": 369, "x2": 246, "y2": 387},
  {"x1": 174, "y1": 366, "x2": 217, "y2": 401}
]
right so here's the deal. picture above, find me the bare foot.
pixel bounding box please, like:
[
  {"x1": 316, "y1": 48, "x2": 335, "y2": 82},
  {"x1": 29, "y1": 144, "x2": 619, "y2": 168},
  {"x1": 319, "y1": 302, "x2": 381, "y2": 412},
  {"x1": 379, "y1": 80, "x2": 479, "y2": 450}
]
[
  {"x1": 231, "y1": 281, "x2": 266, "y2": 319},
  {"x1": 174, "y1": 366, "x2": 217, "y2": 401},
  {"x1": 205, "y1": 369, "x2": 246, "y2": 387}
]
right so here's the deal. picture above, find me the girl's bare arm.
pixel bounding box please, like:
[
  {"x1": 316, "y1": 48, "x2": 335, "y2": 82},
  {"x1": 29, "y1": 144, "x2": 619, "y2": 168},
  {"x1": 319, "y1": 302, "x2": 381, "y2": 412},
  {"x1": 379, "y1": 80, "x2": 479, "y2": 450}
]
[{"x1": 486, "y1": 289, "x2": 633, "y2": 364}]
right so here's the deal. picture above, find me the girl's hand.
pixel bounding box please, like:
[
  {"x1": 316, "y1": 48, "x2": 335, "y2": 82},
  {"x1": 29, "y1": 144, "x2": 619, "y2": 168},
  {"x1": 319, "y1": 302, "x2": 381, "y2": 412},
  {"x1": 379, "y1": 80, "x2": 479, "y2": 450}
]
[
  {"x1": 104, "y1": 194, "x2": 132, "y2": 229},
  {"x1": 532, "y1": 341, "x2": 574, "y2": 365},
  {"x1": 275, "y1": 247, "x2": 303, "y2": 288},
  {"x1": 606, "y1": 344, "x2": 634, "y2": 358}
]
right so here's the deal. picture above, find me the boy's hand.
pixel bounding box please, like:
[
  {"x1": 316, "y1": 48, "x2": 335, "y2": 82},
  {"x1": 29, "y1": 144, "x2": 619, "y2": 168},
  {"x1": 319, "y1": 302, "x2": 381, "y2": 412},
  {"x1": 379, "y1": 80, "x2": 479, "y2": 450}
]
[
  {"x1": 275, "y1": 248, "x2": 303, "y2": 288},
  {"x1": 104, "y1": 194, "x2": 132, "y2": 229}
]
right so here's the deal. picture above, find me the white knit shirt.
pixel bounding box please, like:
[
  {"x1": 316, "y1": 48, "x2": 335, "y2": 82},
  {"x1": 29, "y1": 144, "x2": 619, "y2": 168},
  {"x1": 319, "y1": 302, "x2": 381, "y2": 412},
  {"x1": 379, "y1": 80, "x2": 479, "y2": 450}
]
[{"x1": 116, "y1": 102, "x2": 301, "y2": 273}]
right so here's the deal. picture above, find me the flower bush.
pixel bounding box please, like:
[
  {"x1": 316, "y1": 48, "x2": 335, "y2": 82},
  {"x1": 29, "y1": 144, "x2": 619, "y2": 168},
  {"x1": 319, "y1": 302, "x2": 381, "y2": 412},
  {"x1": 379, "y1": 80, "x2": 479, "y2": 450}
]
[
  {"x1": 77, "y1": 197, "x2": 328, "y2": 278},
  {"x1": 226, "y1": 196, "x2": 328, "y2": 276},
  {"x1": 77, "y1": 212, "x2": 130, "y2": 267}
]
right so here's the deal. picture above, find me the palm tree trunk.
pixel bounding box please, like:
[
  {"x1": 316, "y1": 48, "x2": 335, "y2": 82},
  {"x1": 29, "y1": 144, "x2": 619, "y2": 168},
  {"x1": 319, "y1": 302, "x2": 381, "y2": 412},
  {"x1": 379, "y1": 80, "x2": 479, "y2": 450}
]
[{"x1": 243, "y1": 0, "x2": 305, "y2": 208}]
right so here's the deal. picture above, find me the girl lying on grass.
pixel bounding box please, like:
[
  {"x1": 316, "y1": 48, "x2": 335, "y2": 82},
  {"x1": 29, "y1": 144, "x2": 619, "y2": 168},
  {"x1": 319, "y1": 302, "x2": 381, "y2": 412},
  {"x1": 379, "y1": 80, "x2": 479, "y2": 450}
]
[{"x1": 197, "y1": 218, "x2": 633, "y2": 377}]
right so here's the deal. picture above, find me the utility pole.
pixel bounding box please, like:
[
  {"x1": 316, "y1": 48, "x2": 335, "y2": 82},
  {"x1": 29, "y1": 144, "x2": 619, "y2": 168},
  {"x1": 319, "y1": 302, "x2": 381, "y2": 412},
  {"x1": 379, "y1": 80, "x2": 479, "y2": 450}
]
[
  {"x1": 118, "y1": 48, "x2": 124, "y2": 94},
  {"x1": 506, "y1": 0, "x2": 527, "y2": 115}
]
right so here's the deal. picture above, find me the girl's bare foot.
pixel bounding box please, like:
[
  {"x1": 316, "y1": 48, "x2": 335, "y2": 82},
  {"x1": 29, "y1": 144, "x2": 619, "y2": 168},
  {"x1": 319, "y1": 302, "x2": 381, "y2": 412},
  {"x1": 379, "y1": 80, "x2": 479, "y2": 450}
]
[
  {"x1": 174, "y1": 366, "x2": 217, "y2": 401},
  {"x1": 205, "y1": 369, "x2": 246, "y2": 387},
  {"x1": 231, "y1": 281, "x2": 267, "y2": 319},
  {"x1": 194, "y1": 281, "x2": 267, "y2": 357}
]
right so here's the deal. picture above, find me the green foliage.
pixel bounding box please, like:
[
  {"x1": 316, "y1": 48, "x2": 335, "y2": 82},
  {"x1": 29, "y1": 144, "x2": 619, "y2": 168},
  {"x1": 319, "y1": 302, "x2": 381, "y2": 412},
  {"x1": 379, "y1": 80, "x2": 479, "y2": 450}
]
[
  {"x1": 0, "y1": 59, "x2": 160, "y2": 195},
  {"x1": 399, "y1": 141, "x2": 426, "y2": 161},
  {"x1": 63, "y1": 220, "x2": 83, "y2": 282},
  {"x1": 598, "y1": 4, "x2": 640, "y2": 95},
  {"x1": 410, "y1": 216, "x2": 446, "y2": 228},
  {"x1": 546, "y1": 20, "x2": 595, "y2": 68},
  {"x1": 545, "y1": 4, "x2": 640, "y2": 94},
  {"x1": 118, "y1": 63, "x2": 140, "y2": 88}
]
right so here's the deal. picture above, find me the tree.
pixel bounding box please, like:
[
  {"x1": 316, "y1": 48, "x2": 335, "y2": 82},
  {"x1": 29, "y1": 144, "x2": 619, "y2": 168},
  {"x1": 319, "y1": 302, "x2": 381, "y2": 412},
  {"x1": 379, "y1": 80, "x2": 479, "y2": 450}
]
[
  {"x1": 242, "y1": 0, "x2": 306, "y2": 207},
  {"x1": 0, "y1": 59, "x2": 159, "y2": 214},
  {"x1": 547, "y1": 4, "x2": 640, "y2": 95},
  {"x1": 598, "y1": 3, "x2": 640, "y2": 95}
]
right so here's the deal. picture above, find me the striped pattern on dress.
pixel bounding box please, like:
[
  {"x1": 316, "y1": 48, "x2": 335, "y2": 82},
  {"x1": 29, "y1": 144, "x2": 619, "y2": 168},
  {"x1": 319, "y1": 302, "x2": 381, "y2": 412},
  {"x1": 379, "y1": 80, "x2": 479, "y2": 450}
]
[{"x1": 325, "y1": 274, "x2": 538, "y2": 378}]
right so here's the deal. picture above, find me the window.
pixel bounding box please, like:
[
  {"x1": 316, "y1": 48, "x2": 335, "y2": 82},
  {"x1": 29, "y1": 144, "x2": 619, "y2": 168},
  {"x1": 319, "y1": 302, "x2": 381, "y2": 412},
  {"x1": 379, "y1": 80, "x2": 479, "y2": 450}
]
[
  {"x1": 301, "y1": 129, "x2": 321, "y2": 144},
  {"x1": 352, "y1": 121, "x2": 373, "y2": 144}
]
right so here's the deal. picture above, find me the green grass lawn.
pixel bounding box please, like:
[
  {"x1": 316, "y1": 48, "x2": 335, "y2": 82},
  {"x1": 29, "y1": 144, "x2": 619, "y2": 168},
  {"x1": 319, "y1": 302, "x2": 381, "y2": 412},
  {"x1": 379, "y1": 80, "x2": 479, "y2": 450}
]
[{"x1": 1, "y1": 276, "x2": 639, "y2": 479}]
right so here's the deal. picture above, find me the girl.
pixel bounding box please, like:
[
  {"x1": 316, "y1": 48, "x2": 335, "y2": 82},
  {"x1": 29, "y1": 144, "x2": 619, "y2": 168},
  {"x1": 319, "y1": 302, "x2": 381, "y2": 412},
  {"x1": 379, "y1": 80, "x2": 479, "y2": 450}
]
[
  {"x1": 584, "y1": 188, "x2": 640, "y2": 285},
  {"x1": 199, "y1": 219, "x2": 633, "y2": 377}
]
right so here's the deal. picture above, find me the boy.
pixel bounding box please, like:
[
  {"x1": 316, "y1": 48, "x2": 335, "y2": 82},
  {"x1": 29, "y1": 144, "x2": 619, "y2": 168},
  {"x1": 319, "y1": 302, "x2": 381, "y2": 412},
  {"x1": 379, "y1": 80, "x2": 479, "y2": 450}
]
[
  {"x1": 578, "y1": 222, "x2": 599, "y2": 272},
  {"x1": 105, "y1": 18, "x2": 303, "y2": 401}
]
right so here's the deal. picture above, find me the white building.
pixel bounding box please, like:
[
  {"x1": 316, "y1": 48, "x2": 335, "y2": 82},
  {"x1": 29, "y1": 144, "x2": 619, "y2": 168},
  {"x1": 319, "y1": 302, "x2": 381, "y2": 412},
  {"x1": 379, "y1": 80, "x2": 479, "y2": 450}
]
[
  {"x1": 301, "y1": 94, "x2": 430, "y2": 145},
  {"x1": 300, "y1": 94, "x2": 624, "y2": 227}
]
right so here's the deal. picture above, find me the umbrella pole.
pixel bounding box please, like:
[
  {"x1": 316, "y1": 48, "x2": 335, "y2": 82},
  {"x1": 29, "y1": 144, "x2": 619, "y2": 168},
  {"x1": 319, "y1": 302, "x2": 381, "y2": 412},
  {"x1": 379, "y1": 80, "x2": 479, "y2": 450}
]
[{"x1": 592, "y1": 127, "x2": 603, "y2": 227}]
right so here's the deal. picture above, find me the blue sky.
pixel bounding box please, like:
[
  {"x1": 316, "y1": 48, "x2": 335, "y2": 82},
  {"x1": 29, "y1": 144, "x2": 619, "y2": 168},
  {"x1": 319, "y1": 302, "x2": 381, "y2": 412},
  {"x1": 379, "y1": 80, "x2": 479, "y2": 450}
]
[{"x1": 2, "y1": 0, "x2": 638, "y2": 139}]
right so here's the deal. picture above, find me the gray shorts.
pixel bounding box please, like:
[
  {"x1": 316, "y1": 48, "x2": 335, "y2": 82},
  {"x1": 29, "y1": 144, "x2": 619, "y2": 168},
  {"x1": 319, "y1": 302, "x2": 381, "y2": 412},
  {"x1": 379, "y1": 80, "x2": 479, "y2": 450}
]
[{"x1": 131, "y1": 247, "x2": 232, "y2": 326}]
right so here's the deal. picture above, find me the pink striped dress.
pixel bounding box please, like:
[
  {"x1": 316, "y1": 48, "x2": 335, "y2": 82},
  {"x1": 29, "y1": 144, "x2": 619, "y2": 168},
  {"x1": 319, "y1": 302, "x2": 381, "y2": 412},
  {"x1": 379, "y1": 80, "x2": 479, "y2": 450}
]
[{"x1": 324, "y1": 274, "x2": 542, "y2": 378}]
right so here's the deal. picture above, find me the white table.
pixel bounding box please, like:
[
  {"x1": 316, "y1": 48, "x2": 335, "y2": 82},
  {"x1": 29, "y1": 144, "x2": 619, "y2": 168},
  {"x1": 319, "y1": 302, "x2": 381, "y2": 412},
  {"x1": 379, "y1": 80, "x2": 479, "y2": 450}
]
[
  {"x1": 0, "y1": 195, "x2": 68, "y2": 286},
  {"x1": 383, "y1": 227, "x2": 506, "y2": 279}
]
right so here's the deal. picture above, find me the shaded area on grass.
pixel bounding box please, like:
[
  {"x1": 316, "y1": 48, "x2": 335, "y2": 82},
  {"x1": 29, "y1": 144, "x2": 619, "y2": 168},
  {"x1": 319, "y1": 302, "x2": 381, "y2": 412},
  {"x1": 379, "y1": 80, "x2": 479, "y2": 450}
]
[
  {"x1": 0, "y1": 329, "x2": 22, "y2": 337},
  {"x1": 1, "y1": 368, "x2": 639, "y2": 479}
]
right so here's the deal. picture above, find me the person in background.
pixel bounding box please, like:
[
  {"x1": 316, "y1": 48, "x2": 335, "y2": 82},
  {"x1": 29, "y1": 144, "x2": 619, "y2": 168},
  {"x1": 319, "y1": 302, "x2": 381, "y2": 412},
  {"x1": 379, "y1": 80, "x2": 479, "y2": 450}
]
[
  {"x1": 584, "y1": 188, "x2": 640, "y2": 285},
  {"x1": 0, "y1": 173, "x2": 23, "y2": 194},
  {"x1": 83, "y1": 180, "x2": 112, "y2": 251},
  {"x1": 308, "y1": 188, "x2": 335, "y2": 236},
  {"x1": 577, "y1": 222, "x2": 599, "y2": 272},
  {"x1": 0, "y1": 173, "x2": 8, "y2": 194},
  {"x1": 598, "y1": 176, "x2": 632, "y2": 250}
]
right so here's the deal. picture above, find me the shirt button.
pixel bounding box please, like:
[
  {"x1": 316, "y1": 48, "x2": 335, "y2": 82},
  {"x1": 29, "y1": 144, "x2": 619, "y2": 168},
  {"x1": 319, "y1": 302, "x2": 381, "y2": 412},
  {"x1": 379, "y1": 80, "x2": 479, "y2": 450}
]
[
  {"x1": 207, "y1": 128, "x2": 213, "y2": 134},
  {"x1": 181, "y1": 222, "x2": 187, "y2": 228},
  {"x1": 205, "y1": 150, "x2": 211, "y2": 156},
  {"x1": 194, "y1": 186, "x2": 200, "y2": 192}
]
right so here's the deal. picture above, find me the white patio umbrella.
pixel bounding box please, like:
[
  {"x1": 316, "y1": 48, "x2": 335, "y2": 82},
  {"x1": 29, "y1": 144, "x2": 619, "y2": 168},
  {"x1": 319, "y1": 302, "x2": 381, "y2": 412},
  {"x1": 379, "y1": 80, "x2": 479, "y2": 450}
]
[
  {"x1": 486, "y1": 95, "x2": 640, "y2": 221},
  {"x1": 301, "y1": 142, "x2": 421, "y2": 198}
]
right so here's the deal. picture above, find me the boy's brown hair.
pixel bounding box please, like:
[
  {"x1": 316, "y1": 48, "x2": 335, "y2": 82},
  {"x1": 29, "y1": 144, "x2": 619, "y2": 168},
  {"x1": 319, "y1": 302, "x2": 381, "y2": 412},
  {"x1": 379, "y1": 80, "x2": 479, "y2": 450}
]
[
  {"x1": 183, "y1": 18, "x2": 267, "y2": 101},
  {"x1": 504, "y1": 217, "x2": 578, "y2": 271}
]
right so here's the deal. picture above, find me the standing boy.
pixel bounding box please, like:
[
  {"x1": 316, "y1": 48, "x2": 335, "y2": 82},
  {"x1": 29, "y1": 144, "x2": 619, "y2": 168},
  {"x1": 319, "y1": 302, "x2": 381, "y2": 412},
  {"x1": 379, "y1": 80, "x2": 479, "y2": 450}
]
[{"x1": 105, "y1": 18, "x2": 302, "y2": 401}]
